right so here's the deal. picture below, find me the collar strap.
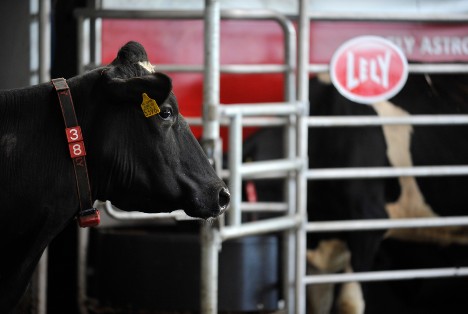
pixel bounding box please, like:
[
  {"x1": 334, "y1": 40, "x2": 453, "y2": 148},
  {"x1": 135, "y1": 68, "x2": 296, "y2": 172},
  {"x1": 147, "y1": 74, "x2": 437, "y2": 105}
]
[{"x1": 52, "y1": 78, "x2": 100, "y2": 228}]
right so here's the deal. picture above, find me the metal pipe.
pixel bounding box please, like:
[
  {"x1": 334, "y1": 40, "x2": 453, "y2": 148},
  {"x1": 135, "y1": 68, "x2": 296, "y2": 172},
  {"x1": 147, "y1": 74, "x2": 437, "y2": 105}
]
[
  {"x1": 220, "y1": 64, "x2": 289, "y2": 74},
  {"x1": 103, "y1": 200, "x2": 196, "y2": 221},
  {"x1": 308, "y1": 11, "x2": 468, "y2": 23},
  {"x1": 306, "y1": 216, "x2": 468, "y2": 233},
  {"x1": 307, "y1": 114, "x2": 468, "y2": 127},
  {"x1": 185, "y1": 116, "x2": 289, "y2": 127},
  {"x1": 241, "y1": 158, "x2": 303, "y2": 177},
  {"x1": 220, "y1": 102, "x2": 301, "y2": 117},
  {"x1": 241, "y1": 202, "x2": 288, "y2": 212},
  {"x1": 74, "y1": 8, "x2": 295, "y2": 22},
  {"x1": 77, "y1": 228, "x2": 89, "y2": 314},
  {"x1": 202, "y1": 0, "x2": 220, "y2": 143},
  {"x1": 228, "y1": 114, "x2": 242, "y2": 226},
  {"x1": 201, "y1": 2, "x2": 221, "y2": 313},
  {"x1": 200, "y1": 224, "x2": 221, "y2": 314},
  {"x1": 35, "y1": 248, "x2": 48, "y2": 314},
  {"x1": 306, "y1": 165, "x2": 468, "y2": 180},
  {"x1": 221, "y1": 214, "x2": 301, "y2": 241},
  {"x1": 310, "y1": 63, "x2": 468, "y2": 74},
  {"x1": 157, "y1": 64, "x2": 291, "y2": 73},
  {"x1": 39, "y1": 0, "x2": 50, "y2": 84},
  {"x1": 37, "y1": 1, "x2": 51, "y2": 313},
  {"x1": 77, "y1": 16, "x2": 85, "y2": 74},
  {"x1": 296, "y1": 0, "x2": 310, "y2": 313},
  {"x1": 304, "y1": 267, "x2": 468, "y2": 285}
]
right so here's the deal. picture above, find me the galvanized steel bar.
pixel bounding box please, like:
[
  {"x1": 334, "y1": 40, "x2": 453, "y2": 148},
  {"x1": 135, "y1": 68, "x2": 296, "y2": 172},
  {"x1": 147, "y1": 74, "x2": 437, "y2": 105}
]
[
  {"x1": 185, "y1": 116, "x2": 288, "y2": 127},
  {"x1": 37, "y1": 1, "x2": 51, "y2": 313},
  {"x1": 103, "y1": 200, "x2": 195, "y2": 221},
  {"x1": 283, "y1": 12, "x2": 297, "y2": 310},
  {"x1": 306, "y1": 115, "x2": 468, "y2": 127},
  {"x1": 202, "y1": 0, "x2": 220, "y2": 143},
  {"x1": 308, "y1": 11, "x2": 468, "y2": 23},
  {"x1": 220, "y1": 102, "x2": 301, "y2": 117},
  {"x1": 200, "y1": 224, "x2": 221, "y2": 314},
  {"x1": 77, "y1": 228, "x2": 89, "y2": 314},
  {"x1": 304, "y1": 267, "x2": 468, "y2": 285},
  {"x1": 39, "y1": 0, "x2": 50, "y2": 84},
  {"x1": 241, "y1": 158, "x2": 303, "y2": 177},
  {"x1": 201, "y1": 1, "x2": 220, "y2": 314},
  {"x1": 309, "y1": 63, "x2": 468, "y2": 74},
  {"x1": 306, "y1": 216, "x2": 468, "y2": 233},
  {"x1": 220, "y1": 64, "x2": 289, "y2": 74},
  {"x1": 241, "y1": 202, "x2": 288, "y2": 212},
  {"x1": 228, "y1": 114, "x2": 243, "y2": 226},
  {"x1": 77, "y1": 16, "x2": 85, "y2": 74},
  {"x1": 307, "y1": 165, "x2": 468, "y2": 180},
  {"x1": 221, "y1": 214, "x2": 301, "y2": 241},
  {"x1": 155, "y1": 64, "x2": 289, "y2": 73},
  {"x1": 296, "y1": 0, "x2": 310, "y2": 313}
]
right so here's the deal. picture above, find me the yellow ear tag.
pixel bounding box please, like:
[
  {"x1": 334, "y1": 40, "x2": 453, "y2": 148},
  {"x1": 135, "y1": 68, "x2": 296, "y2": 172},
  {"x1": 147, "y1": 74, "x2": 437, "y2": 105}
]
[{"x1": 140, "y1": 93, "x2": 160, "y2": 118}]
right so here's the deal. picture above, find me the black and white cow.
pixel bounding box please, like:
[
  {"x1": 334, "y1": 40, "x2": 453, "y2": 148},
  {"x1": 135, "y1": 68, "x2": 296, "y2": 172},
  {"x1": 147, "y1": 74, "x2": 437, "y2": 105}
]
[
  {"x1": 243, "y1": 72, "x2": 468, "y2": 313},
  {"x1": 0, "y1": 41, "x2": 230, "y2": 313}
]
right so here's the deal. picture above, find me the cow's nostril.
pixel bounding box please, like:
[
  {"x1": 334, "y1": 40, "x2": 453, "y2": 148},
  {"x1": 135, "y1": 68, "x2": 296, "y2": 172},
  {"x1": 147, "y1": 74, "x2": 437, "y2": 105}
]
[{"x1": 218, "y1": 187, "x2": 230, "y2": 211}]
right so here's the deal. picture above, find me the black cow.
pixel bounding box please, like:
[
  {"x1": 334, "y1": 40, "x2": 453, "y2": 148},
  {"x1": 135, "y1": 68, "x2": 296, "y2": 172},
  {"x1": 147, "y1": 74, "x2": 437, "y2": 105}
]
[
  {"x1": 243, "y1": 73, "x2": 468, "y2": 313},
  {"x1": 0, "y1": 41, "x2": 230, "y2": 313}
]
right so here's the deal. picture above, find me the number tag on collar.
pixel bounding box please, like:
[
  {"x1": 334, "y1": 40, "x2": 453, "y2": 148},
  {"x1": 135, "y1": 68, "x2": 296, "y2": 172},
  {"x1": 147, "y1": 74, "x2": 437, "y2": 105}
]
[{"x1": 141, "y1": 93, "x2": 160, "y2": 118}]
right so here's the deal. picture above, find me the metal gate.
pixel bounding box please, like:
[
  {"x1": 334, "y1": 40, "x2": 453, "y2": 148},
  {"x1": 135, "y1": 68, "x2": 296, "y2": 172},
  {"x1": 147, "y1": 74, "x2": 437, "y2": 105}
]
[
  {"x1": 298, "y1": 2, "x2": 468, "y2": 314},
  {"x1": 74, "y1": 1, "x2": 468, "y2": 313}
]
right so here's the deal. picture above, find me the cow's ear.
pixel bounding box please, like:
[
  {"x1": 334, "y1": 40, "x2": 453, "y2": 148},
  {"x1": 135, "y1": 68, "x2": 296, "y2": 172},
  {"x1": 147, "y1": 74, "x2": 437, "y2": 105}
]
[{"x1": 101, "y1": 71, "x2": 172, "y2": 106}]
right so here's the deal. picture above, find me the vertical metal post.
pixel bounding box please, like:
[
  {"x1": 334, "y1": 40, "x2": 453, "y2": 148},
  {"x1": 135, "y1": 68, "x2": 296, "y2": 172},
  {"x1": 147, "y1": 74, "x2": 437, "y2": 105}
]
[
  {"x1": 77, "y1": 15, "x2": 85, "y2": 74},
  {"x1": 283, "y1": 13, "x2": 298, "y2": 314},
  {"x1": 77, "y1": 228, "x2": 90, "y2": 314},
  {"x1": 296, "y1": 0, "x2": 310, "y2": 313},
  {"x1": 39, "y1": 0, "x2": 50, "y2": 83},
  {"x1": 89, "y1": 0, "x2": 97, "y2": 67},
  {"x1": 201, "y1": 1, "x2": 222, "y2": 314},
  {"x1": 228, "y1": 113, "x2": 242, "y2": 226},
  {"x1": 200, "y1": 224, "x2": 222, "y2": 314},
  {"x1": 35, "y1": 1, "x2": 51, "y2": 313},
  {"x1": 202, "y1": 0, "x2": 222, "y2": 170}
]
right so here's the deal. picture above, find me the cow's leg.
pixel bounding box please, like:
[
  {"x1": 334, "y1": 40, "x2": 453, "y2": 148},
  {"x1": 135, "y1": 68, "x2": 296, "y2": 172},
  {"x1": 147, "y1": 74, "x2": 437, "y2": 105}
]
[{"x1": 306, "y1": 239, "x2": 351, "y2": 314}]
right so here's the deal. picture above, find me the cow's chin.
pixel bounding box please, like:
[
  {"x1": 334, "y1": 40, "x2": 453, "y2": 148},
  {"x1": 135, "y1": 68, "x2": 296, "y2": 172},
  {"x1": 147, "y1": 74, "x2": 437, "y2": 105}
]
[
  {"x1": 182, "y1": 207, "x2": 223, "y2": 220},
  {"x1": 103, "y1": 197, "x2": 222, "y2": 220}
]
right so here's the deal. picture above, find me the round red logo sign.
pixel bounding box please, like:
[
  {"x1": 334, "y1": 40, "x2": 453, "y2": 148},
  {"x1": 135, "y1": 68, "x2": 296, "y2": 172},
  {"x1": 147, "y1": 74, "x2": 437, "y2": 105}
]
[{"x1": 330, "y1": 36, "x2": 408, "y2": 105}]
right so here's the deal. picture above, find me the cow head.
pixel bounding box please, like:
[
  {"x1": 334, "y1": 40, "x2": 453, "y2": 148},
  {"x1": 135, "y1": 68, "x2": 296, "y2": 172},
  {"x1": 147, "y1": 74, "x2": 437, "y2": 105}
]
[{"x1": 85, "y1": 41, "x2": 229, "y2": 219}]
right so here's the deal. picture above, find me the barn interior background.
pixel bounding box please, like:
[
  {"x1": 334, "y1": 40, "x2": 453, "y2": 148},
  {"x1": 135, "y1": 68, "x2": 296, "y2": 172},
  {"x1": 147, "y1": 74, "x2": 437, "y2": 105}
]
[{"x1": 1, "y1": 0, "x2": 468, "y2": 313}]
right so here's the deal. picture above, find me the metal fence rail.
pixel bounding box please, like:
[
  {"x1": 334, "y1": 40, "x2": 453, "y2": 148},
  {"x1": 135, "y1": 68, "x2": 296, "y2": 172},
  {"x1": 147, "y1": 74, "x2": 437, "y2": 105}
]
[{"x1": 304, "y1": 267, "x2": 468, "y2": 285}]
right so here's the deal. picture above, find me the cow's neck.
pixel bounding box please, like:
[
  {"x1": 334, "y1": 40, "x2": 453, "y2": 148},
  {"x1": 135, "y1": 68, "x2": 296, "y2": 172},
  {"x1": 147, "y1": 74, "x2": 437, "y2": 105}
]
[
  {"x1": 0, "y1": 71, "x2": 100, "y2": 214},
  {"x1": 0, "y1": 72, "x2": 102, "y2": 312}
]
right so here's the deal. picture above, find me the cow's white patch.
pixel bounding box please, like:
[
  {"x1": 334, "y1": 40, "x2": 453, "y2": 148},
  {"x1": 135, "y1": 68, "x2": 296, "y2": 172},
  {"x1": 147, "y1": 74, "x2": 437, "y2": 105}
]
[
  {"x1": 317, "y1": 72, "x2": 332, "y2": 84},
  {"x1": 372, "y1": 100, "x2": 468, "y2": 244},
  {"x1": 0, "y1": 134, "x2": 17, "y2": 158},
  {"x1": 336, "y1": 266, "x2": 365, "y2": 314},
  {"x1": 138, "y1": 61, "x2": 155, "y2": 73},
  {"x1": 306, "y1": 239, "x2": 352, "y2": 314}
]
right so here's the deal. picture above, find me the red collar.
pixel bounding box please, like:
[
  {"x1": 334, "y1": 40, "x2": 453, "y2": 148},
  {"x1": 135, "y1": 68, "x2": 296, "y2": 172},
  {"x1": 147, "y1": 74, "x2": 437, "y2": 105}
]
[{"x1": 52, "y1": 78, "x2": 100, "y2": 228}]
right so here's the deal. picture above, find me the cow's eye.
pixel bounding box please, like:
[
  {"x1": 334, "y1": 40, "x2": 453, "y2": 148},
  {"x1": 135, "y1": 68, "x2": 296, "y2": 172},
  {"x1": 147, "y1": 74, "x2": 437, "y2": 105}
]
[{"x1": 158, "y1": 107, "x2": 173, "y2": 120}]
